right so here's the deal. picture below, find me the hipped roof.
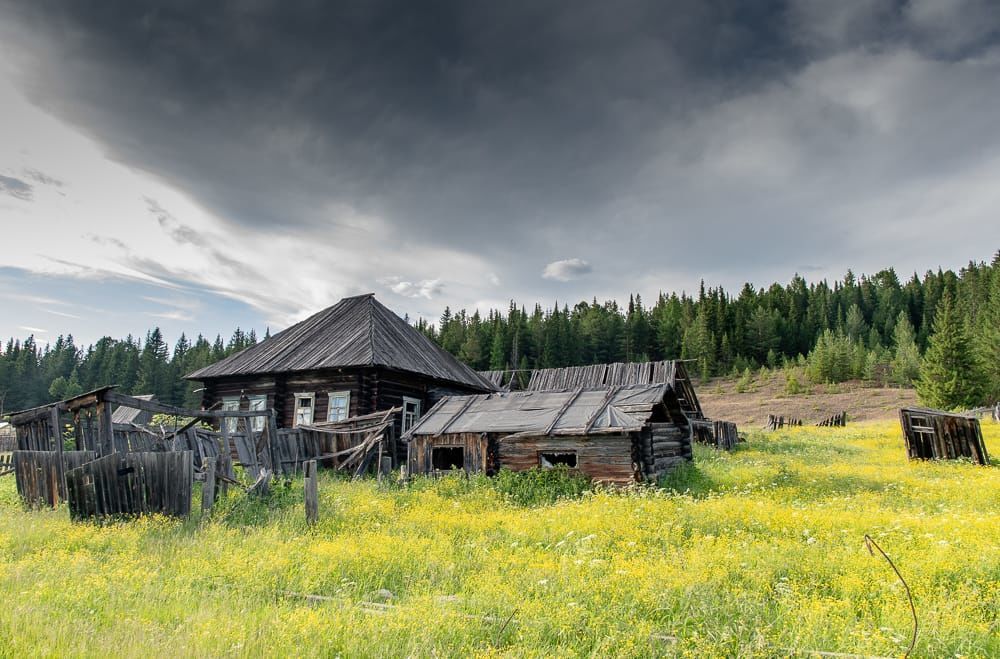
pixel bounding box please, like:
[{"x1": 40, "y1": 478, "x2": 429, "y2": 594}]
[
  {"x1": 405, "y1": 383, "x2": 670, "y2": 438},
  {"x1": 186, "y1": 294, "x2": 496, "y2": 391}
]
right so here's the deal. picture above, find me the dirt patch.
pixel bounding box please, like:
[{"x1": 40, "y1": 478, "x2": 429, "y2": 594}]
[{"x1": 697, "y1": 372, "x2": 917, "y2": 428}]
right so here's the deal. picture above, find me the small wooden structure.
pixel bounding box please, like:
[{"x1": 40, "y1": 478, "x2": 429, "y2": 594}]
[
  {"x1": 899, "y1": 407, "x2": 990, "y2": 465},
  {"x1": 404, "y1": 384, "x2": 693, "y2": 484},
  {"x1": 692, "y1": 420, "x2": 740, "y2": 450}
]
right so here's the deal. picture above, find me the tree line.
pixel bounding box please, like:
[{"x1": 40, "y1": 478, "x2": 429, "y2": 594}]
[
  {"x1": 1, "y1": 253, "x2": 997, "y2": 416},
  {"x1": 0, "y1": 328, "x2": 262, "y2": 415},
  {"x1": 421, "y1": 253, "x2": 999, "y2": 408}
]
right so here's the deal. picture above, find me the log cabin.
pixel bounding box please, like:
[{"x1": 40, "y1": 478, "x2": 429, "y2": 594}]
[
  {"x1": 185, "y1": 294, "x2": 497, "y2": 458},
  {"x1": 403, "y1": 383, "x2": 694, "y2": 484}
]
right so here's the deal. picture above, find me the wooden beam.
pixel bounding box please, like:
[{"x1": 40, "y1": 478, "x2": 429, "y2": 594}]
[
  {"x1": 104, "y1": 392, "x2": 271, "y2": 420},
  {"x1": 542, "y1": 387, "x2": 584, "y2": 436}
]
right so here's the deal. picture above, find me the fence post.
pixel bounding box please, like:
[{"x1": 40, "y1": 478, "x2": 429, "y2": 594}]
[
  {"x1": 202, "y1": 456, "x2": 216, "y2": 515},
  {"x1": 304, "y1": 459, "x2": 318, "y2": 525},
  {"x1": 378, "y1": 456, "x2": 392, "y2": 483}
]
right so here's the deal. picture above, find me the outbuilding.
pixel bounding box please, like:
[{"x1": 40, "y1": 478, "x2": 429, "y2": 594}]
[{"x1": 403, "y1": 383, "x2": 693, "y2": 484}]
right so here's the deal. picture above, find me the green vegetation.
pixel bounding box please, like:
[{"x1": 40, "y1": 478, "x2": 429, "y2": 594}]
[
  {"x1": 0, "y1": 422, "x2": 997, "y2": 657},
  {"x1": 2, "y1": 252, "x2": 999, "y2": 414}
]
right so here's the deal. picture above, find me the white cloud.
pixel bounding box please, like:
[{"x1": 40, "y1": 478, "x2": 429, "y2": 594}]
[
  {"x1": 379, "y1": 277, "x2": 444, "y2": 299},
  {"x1": 18, "y1": 325, "x2": 48, "y2": 333},
  {"x1": 542, "y1": 258, "x2": 592, "y2": 282}
]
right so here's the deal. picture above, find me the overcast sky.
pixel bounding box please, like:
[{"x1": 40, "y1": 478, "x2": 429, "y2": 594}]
[{"x1": 1, "y1": 1, "x2": 998, "y2": 347}]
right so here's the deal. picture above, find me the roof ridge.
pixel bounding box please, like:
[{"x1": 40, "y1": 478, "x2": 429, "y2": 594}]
[{"x1": 366, "y1": 294, "x2": 376, "y2": 366}]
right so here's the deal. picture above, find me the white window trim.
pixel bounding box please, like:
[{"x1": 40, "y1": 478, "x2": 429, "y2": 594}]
[
  {"x1": 247, "y1": 394, "x2": 267, "y2": 432},
  {"x1": 293, "y1": 392, "x2": 316, "y2": 428},
  {"x1": 402, "y1": 396, "x2": 422, "y2": 434},
  {"x1": 327, "y1": 390, "x2": 351, "y2": 422},
  {"x1": 221, "y1": 396, "x2": 240, "y2": 434}
]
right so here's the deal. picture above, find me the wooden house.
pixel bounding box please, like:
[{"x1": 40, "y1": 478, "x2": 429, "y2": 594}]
[
  {"x1": 403, "y1": 383, "x2": 694, "y2": 484},
  {"x1": 185, "y1": 294, "x2": 497, "y2": 456}
]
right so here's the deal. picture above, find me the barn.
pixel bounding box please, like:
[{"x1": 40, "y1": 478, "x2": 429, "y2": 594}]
[
  {"x1": 403, "y1": 383, "x2": 694, "y2": 484},
  {"x1": 185, "y1": 294, "x2": 497, "y2": 459}
]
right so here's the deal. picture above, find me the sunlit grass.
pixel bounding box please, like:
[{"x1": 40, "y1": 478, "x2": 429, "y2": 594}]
[{"x1": 0, "y1": 420, "x2": 997, "y2": 657}]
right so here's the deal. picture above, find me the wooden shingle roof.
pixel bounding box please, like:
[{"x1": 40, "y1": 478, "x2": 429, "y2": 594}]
[{"x1": 185, "y1": 294, "x2": 496, "y2": 391}]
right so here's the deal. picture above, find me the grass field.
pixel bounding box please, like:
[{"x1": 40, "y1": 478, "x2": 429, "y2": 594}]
[{"x1": 0, "y1": 421, "x2": 997, "y2": 657}]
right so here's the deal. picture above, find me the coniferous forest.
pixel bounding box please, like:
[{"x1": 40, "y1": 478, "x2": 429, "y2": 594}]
[{"x1": 1, "y1": 253, "x2": 998, "y2": 416}]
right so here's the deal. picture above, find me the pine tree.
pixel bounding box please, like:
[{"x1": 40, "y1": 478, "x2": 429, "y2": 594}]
[
  {"x1": 916, "y1": 292, "x2": 985, "y2": 409},
  {"x1": 890, "y1": 311, "x2": 921, "y2": 385}
]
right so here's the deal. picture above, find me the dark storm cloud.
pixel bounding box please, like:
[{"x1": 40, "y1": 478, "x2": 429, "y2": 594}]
[
  {"x1": 0, "y1": 174, "x2": 33, "y2": 201},
  {"x1": 2, "y1": 0, "x2": 999, "y2": 304},
  {"x1": 0, "y1": 2, "x2": 797, "y2": 247}
]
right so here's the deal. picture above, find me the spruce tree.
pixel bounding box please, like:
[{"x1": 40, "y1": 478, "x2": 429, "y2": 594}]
[{"x1": 917, "y1": 292, "x2": 985, "y2": 409}]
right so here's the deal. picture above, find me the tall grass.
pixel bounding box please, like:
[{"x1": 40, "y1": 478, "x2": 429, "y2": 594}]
[{"x1": 0, "y1": 421, "x2": 997, "y2": 657}]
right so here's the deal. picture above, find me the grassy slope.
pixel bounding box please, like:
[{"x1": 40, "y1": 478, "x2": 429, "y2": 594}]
[
  {"x1": 699, "y1": 372, "x2": 919, "y2": 427},
  {"x1": 0, "y1": 421, "x2": 997, "y2": 658}
]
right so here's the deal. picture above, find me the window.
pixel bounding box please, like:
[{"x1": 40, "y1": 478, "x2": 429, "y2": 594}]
[
  {"x1": 539, "y1": 452, "x2": 578, "y2": 469},
  {"x1": 432, "y1": 446, "x2": 465, "y2": 470},
  {"x1": 327, "y1": 391, "x2": 351, "y2": 422},
  {"x1": 221, "y1": 397, "x2": 240, "y2": 434},
  {"x1": 294, "y1": 393, "x2": 315, "y2": 427},
  {"x1": 402, "y1": 396, "x2": 422, "y2": 434},
  {"x1": 247, "y1": 395, "x2": 267, "y2": 432}
]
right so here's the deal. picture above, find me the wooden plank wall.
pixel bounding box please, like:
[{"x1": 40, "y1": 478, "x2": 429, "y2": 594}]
[
  {"x1": 899, "y1": 409, "x2": 989, "y2": 465},
  {"x1": 65, "y1": 451, "x2": 193, "y2": 519},
  {"x1": 408, "y1": 433, "x2": 489, "y2": 476},
  {"x1": 12, "y1": 450, "x2": 98, "y2": 507},
  {"x1": 498, "y1": 433, "x2": 637, "y2": 484}
]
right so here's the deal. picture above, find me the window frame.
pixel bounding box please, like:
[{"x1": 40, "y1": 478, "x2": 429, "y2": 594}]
[
  {"x1": 247, "y1": 394, "x2": 267, "y2": 432},
  {"x1": 220, "y1": 396, "x2": 241, "y2": 434},
  {"x1": 402, "y1": 396, "x2": 422, "y2": 434},
  {"x1": 293, "y1": 392, "x2": 316, "y2": 428},
  {"x1": 327, "y1": 390, "x2": 352, "y2": 423},
  {"x1": 538, "y1": 451, "x2": 579, "y2": 469}
]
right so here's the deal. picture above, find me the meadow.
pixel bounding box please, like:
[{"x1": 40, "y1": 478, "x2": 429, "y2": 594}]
[{"x1": 0, "y1": 421, "x2": 997, "y2": 658}]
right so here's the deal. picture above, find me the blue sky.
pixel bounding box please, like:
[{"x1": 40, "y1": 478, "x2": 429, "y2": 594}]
[{"x1": 0, "y1": 267, "x2": 266, "y2": 348}]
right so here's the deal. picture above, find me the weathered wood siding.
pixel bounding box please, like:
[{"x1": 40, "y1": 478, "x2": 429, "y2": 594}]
[
  {"x1": 899, "y1": 408, "x2": 989, "y2": 465},
  {"x1": 407, "y1": 432, "x2": 490, "y2": 476},
  {"x1": 637, "y1": 422, "x2": 692, "y2": 481},
  {"x1": 201, "y1": 367, "x2": 487, "y2": 433},
  {"x1": 497, "y1": 432, "x2": 638, "y2": 484}
]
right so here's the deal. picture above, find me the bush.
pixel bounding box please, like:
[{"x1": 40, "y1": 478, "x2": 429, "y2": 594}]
[
  {"x1": 735, "y1": 367, "x2": 755, "y2": 393},
  {"x1": 490, "y1": 466, "x2": 592, "y2": 506}
]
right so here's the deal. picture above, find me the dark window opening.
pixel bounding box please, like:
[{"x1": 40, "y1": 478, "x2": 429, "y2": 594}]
[
  {"x1": 432, "y1": 446, "x2": 465, "y2": 470},
  {"x1": 539, "y1": 452, "x2": 578, "y2": 469}
]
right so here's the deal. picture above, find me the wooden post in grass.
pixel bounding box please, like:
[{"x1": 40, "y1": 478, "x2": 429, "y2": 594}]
[
  {"x1": 304, "y1": 459, "x2": 318, "y2": 525},
  {"x1": 202, "y1": 457, "x2": 216, "y2": 514},
  {"x1": 378, "y1": 456, "x2": 392, "y2": 483}
]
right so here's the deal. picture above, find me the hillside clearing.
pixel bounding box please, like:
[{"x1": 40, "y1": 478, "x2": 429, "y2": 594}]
[
  {"x1": 699, "y1": 373, "x2": 918, "y2": 427},
  {"x1": 0, "y1": 421, "x2": 997, "y2": 657}
]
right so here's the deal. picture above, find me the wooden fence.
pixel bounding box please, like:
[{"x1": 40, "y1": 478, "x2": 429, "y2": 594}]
[
  {"x1": 12, "y1": 450, "x2": 98, "y2": 507},
  {"x1": 65, "y1": 451, "x2": 193, "y2": 519},
  {"x1": 816, "y1": 412, "x2": 847, "y2": 427},
  {"x1": 765, "y1": 415, "x2": 804, "y2": 430},
  {"x1": 899, "y1": 408, "x2": 990, "y2": 465}
]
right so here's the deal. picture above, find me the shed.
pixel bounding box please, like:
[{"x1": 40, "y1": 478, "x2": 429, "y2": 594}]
[
  {"x1": 403, "y1": 383, "x2": 693, "y2": 484},
  {"x1": 899, "y1": 407, "x2": 990, "y2": 465}
]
